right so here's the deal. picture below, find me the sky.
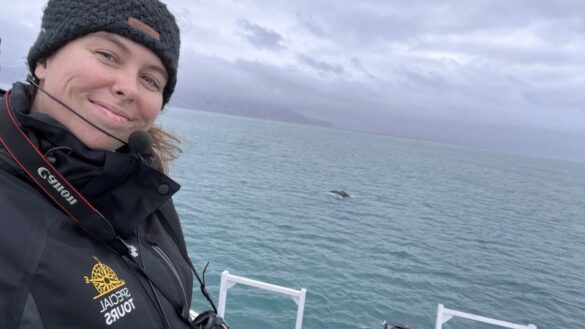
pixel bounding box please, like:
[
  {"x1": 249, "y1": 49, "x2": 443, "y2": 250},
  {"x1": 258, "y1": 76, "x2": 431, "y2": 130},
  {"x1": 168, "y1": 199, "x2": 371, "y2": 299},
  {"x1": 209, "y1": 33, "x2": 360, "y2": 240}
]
[{"x1": 1, "y1": 0, "x2": 584, "y2": 162}]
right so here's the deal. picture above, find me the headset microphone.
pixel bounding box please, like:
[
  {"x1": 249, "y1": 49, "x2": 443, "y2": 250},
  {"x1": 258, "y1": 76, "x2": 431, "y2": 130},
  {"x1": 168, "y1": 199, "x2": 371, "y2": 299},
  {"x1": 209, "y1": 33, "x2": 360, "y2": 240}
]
[
  {"x1": 128, "y1": 130, "x2": 153, "y2": 154},
  {"x1": 26, "y1": 72, "x2": 153, "y2": 155}
]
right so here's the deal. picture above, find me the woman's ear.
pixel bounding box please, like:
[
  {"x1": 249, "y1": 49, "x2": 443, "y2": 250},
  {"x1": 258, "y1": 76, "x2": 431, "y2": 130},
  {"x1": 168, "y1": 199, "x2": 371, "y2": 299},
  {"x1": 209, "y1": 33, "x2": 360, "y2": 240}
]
[{"x1": 34, "y1": 58, "x2": 48, "y2": 80}]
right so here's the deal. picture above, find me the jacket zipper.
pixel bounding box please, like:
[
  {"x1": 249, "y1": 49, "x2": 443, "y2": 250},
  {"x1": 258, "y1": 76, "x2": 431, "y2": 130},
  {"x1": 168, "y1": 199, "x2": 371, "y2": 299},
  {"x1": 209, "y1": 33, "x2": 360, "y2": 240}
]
[
  {"x1": 151, "y1": 243, "x2": 189, "y2": 318},
  {"x1": 135, "y1": 237, "x2": 171, "y2": 329}
]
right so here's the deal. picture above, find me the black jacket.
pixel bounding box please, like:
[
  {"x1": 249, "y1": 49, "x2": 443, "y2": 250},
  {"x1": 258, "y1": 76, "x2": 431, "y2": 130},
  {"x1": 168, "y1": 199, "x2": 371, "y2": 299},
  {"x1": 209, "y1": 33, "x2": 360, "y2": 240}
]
[{"x1": 0, "y1": 83, "x2": 195, "y2": 329}]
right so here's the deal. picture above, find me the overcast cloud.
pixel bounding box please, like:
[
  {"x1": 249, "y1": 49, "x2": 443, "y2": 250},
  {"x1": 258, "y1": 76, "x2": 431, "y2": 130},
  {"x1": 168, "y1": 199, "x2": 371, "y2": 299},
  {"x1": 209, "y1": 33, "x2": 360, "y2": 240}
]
[{"x1": 1, "y1": 0, "x2": 584, "y2": 161}]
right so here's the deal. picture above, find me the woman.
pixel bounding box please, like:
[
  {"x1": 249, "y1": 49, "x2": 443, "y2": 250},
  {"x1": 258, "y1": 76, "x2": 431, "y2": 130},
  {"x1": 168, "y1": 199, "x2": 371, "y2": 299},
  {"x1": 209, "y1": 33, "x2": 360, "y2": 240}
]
[{"x1": 0, "y1": 0, "x2": 224, "y2": 328}]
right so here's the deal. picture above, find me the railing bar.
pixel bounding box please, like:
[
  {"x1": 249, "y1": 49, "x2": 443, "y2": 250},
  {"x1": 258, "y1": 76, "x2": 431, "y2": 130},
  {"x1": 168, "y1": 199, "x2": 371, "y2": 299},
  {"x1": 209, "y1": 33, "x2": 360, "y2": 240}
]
[
  {"x1": 443, "y1": 307, "x2": 532, "y2": 329},
  {"x1": 218, "y1": 271, "x2": 307, "y2": 329},
  {"x1": 225, "y1": 274, "x2": 302, "y2": 297}
]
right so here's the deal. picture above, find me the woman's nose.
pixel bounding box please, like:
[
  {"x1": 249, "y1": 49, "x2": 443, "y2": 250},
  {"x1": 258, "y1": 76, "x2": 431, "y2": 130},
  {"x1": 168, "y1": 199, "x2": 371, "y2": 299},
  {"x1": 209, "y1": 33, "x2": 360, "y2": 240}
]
[{"x1": 112, "y1": 70, "x2": 138, "y2": 101}]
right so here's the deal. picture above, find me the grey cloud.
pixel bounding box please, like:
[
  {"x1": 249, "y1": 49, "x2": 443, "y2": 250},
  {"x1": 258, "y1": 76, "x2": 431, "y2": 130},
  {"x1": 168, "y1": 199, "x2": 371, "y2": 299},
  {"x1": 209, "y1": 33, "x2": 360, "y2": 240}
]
[
  {"x1": 302, "y1": 6, "x2": 420, "y2": 44},
  {"x1": 393, "y1": 66, "x2": 447, "y2": 92},
  {"x1": 175, "y1": 51, "x2": 382, "y2": 120},
  {"x1": 176, "y1": 47, "x2": 584, "y2": 131},
  {"x1": 237, "y1": 20, "x2": 286, "y2": 51},
  {"x1": 0, "y1": 20, "x2": 36, "y2": 61},
  {"x1": 296, "y1": 12, "x2": 328, "y2": 37},
  {"x1": 297, "y1": 55, "x2": 344, "y2": 75},
  {"x1": 411, "y1": 38, "x2": 584, "y2": 67},
  {"x1": 0, "y1": 19, "x2": 38, "y2": 82},
  {"x1": 176, "y1": 52, "x2": 338, "y2": 108},
  {"x1": 350, "y1": 57, "x2": 378, "y2": 81},
  {"x1": 291, "y1": 0, "x2": 585, "y2": 47}
]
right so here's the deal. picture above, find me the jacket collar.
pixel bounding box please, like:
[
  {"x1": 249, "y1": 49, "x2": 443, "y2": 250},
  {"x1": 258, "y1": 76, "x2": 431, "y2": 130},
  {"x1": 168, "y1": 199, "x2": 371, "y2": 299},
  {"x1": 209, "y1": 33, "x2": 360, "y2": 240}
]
[{"x1": 5, "y1": 82, "x2": 180, "y2": 238}]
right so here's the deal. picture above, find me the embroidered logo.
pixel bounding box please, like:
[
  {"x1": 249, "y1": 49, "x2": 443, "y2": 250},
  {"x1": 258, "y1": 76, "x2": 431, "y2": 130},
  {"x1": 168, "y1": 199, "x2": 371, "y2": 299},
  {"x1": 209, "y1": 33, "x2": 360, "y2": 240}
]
[
  {"x1": 84, "y1": 257, "x2": 136, "y2": 325},
  {"x1": 84, "y1": 257, "x2": 125, "y2": 299}
]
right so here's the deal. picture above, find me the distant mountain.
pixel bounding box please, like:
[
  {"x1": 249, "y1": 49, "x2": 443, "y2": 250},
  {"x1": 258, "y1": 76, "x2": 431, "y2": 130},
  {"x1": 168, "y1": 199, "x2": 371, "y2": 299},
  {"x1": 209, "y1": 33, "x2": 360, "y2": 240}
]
[{"x1": 170, "y1": 93, "x2": 334, "y2": 128}]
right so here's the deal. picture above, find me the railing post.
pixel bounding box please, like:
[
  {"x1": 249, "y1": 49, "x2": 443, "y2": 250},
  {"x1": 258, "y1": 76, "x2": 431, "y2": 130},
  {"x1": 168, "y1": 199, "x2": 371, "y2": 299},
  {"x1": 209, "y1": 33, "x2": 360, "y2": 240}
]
[
  {"x1": 217, "y1": 270, "x2": 229, "y2": 317},
  {"x1": 294, "y1": 288, "x2": 307, "y2": 329},
  {"x1": 435, "y1": 304, "x2": 444, "y2": 329}
]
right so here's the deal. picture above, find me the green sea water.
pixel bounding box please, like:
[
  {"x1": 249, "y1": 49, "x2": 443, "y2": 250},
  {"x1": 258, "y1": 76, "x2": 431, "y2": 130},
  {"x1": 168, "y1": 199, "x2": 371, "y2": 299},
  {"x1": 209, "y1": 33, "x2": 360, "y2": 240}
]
[{"x1": 161, "y1": 108, "x2": 584, "y2": 329}]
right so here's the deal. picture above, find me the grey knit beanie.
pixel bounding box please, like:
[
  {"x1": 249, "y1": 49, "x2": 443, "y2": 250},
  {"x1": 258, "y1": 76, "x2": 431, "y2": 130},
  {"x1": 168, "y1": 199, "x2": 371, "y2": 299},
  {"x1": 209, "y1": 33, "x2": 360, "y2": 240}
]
[{"x1": 27, "y1": 0, "x2": 180, "y2": 106}]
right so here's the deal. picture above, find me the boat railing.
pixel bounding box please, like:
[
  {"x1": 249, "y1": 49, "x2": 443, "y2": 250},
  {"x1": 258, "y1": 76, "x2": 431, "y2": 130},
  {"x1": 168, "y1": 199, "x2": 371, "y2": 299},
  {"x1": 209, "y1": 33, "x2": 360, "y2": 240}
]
[
  {"x1": 435, "y1": 304, "x2": 537, "y2": 329},
  {"x1": 217, "y1": 270, "x2": 307, "y2": 329}
]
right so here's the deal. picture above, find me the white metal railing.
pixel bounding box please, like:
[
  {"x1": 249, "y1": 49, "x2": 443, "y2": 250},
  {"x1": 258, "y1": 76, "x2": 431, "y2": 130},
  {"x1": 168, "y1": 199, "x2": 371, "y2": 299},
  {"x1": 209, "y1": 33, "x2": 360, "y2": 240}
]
[
  {"x1": 217, "y1": 270, "x2": 307, "y2": 329},
  {"x1": 189, "y1": 310, "x2": 199, "y2": 321},
  {"x1": 435, "y1": 304, "x2": 537, "y2": 329}
]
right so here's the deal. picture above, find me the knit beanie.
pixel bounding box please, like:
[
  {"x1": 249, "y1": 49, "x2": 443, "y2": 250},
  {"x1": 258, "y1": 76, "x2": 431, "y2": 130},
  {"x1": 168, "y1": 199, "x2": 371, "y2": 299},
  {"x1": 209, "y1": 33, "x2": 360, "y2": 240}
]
[{"x1": 27, "y1": 0, "x2": 180, "y2": 106}]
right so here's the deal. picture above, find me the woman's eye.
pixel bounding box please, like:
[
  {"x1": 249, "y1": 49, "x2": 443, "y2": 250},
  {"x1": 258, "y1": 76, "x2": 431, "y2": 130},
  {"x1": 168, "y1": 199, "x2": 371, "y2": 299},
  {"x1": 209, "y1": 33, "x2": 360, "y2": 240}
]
[
  {"x1": 142, "y1": 76, "x2": 161, "y2": 91},
  {"x1": 96, "y1": 51, "x2": 116, "y2": 62}
]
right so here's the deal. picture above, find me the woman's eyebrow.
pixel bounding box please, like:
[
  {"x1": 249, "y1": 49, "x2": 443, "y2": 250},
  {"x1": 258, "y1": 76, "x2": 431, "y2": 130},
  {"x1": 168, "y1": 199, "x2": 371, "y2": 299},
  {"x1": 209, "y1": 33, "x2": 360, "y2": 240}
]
[
  {"x1": 147, "y1": 65, "x2": 169, "y2": 81},
  {"x1": 98, "y1": 33, "x2": 130, "y2": 54}
]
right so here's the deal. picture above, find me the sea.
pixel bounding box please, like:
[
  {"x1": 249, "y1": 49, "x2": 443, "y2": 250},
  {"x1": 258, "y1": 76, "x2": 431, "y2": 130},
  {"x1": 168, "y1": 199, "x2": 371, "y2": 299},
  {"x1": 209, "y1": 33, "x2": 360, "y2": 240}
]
[{"x1": 160, "y1": 107, "x2": 584, "y2": 329}]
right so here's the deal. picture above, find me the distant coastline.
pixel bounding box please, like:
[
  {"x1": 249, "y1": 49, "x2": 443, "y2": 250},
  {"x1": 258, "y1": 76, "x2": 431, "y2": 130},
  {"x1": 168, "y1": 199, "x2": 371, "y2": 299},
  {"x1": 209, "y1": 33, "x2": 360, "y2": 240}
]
[{"x1": 169, "y1": 94, "x2": 335, "y2": 129}]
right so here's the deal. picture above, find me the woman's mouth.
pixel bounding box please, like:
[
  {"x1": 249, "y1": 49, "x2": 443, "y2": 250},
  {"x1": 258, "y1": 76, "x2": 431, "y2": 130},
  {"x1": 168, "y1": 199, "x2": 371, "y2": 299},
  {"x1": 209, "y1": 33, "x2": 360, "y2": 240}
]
[{"x1": 89, "y1": 100, "x2": 129, "y2": 126}]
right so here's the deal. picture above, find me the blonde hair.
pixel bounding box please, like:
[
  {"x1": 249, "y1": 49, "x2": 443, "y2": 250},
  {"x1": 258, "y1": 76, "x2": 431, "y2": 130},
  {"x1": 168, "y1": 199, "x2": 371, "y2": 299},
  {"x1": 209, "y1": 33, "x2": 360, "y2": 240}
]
[{"x1": 147, "y1": 125, "x2": 182, "y2": 174}]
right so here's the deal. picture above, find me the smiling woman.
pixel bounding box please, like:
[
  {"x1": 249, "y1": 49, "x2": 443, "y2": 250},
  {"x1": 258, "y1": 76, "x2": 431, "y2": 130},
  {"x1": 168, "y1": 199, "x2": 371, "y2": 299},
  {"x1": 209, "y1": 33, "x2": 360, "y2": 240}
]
[
  {"x1": 0, "y1": 0, "x2": 226, "y2": 328},
  {"x1": 31, "y1": 32, "x2": 167, "y2": 150}
]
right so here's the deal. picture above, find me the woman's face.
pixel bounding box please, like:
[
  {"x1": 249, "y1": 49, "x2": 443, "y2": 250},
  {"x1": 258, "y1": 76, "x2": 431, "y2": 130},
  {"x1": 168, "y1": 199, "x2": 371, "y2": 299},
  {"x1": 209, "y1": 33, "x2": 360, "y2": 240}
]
[{"x1": 32, "y1": 32, "x2": 168, "y2": 150}]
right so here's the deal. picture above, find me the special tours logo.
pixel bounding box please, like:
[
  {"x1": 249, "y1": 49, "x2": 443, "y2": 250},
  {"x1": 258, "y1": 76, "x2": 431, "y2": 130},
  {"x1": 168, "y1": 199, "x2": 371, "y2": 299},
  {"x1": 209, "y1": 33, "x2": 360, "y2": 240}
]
[{"x1": 84, "y1": 257, "x2": 137, "y2": 326}]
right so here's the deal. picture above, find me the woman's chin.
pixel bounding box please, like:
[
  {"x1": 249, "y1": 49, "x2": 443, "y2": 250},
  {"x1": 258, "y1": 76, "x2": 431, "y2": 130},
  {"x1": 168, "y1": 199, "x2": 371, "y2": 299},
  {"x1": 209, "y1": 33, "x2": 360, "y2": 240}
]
[{"x1": 77, "y1": 132, "x2": 123, "y2": 151}]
